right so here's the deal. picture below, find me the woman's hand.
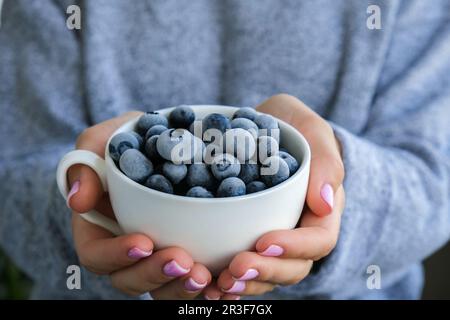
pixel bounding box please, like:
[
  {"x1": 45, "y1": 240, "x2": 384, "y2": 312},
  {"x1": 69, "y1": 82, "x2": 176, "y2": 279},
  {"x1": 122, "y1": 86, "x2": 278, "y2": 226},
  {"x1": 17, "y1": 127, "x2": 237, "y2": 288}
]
[
  {"x1": 203, "y1": 94, "x2": 345, "y2": 299},
  {"x1": 66, "y1": 112, "x2": 212, "y2": 299}
]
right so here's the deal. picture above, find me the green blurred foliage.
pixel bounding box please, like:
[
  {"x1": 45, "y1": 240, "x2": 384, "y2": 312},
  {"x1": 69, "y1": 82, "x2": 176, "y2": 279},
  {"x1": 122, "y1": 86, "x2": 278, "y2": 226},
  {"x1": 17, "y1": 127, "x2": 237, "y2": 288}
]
[{"x1": 0, "y1": 249, "x2": 32, "y2": 299}]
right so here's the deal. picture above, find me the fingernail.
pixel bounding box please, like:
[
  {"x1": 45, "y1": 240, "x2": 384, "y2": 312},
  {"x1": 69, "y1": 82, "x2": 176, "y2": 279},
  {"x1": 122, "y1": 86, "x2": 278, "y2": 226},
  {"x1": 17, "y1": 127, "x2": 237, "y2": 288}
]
[
  {"x1": 222, "y1": 281, "x2": 245, "y2": 294},
  {"x1": 66, "y1": 180, "x2": 80, "y2": 208},
  {"x1": 231, "y1": 295, "x2": 241, "y2": 300},
  {"x1": 205, "y1": 294, "x2": 220, "y2": 300},
  {"x1": 233, "y1": 268, "x2": 259, "y2": 281},
  {"x1": 320, "y1": 183, "x2": 334, "y2": 210},
  {"x1": 127, "y1": 247, "x2": 152, "y2": 260},
  {"x1": 185, "y1": 278, "x2": 207, "y2": 292},
  {"x1": 259, "y1": 244, "x2": 284, "y2": 257},
  {"x1": 163, "y1": 260, "x2": 190, "y2": 277}
]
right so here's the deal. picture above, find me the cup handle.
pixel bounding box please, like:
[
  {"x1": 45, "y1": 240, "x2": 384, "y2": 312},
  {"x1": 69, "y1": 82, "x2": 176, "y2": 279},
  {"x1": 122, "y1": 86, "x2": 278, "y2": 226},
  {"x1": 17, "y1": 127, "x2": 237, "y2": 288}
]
[{"x1": 56, "y1": 150, "x2": 123, "y2": 236}]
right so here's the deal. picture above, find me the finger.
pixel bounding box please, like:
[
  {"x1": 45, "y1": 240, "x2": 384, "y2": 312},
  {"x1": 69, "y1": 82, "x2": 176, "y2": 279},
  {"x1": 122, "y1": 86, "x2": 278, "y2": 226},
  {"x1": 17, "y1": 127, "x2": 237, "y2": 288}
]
[
  {"x1": 110, "y1": 247, "x2": 193, "y2": 296},
  {"x1": 255, "y1": 186, "x2": 345, "y2": 260},
  {"x1": 203, "y1": 285, "x2": 223, "y2": 300},
  {"x1": 217, "y1": 269, "x2": 276, "y2": 296},
  {"x1": 72, "y1": 214, "x2": 153, "y2": 274},
  {"x1": 67, "y1": 164, "x2": 104, "y2": 213},
  {"x1": 224, "y1": 251, "x2": 312, "y2": 287},
  {"x1": 222, "y1": 294, "x2": 241, "y2": 300},
  {"x1": 151, "y1": 263, "x2": 212, "y2": 300},
  {"x1": 67, "y1": 111, "x2": 142, "y2": 213},
  {"x1": 203, "y1": 283, "x2": 241, "y2": 300},
  {"x1": 256, "y1": 94, "x2": 344, "y2": 216}
]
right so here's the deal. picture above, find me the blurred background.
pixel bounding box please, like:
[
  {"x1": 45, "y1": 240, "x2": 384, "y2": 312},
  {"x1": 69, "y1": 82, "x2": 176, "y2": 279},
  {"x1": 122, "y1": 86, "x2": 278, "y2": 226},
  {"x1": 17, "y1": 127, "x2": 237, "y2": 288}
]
[{"x1": 1, "y1": 243, "x2": 449, "y2": 299}]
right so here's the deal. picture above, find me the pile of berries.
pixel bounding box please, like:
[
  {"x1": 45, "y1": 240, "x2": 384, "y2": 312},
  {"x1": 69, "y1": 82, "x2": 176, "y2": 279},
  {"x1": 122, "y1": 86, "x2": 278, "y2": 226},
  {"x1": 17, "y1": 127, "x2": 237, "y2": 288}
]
[{"x1": 109, "y1": 106, "x2": 299, "y2": 198}]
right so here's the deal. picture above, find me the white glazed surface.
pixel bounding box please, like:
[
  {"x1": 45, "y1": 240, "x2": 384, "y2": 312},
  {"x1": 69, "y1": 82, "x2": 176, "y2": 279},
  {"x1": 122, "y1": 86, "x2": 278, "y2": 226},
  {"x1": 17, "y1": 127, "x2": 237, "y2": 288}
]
[{"x1": 105, "y1": 105, "x2": 311, "y2": 274}]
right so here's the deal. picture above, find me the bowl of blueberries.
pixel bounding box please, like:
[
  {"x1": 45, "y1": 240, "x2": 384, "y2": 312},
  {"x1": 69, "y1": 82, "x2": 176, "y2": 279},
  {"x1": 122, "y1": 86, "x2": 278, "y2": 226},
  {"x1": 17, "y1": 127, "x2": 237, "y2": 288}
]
[{"x1": 57, "y1": 105, "x2": 311, "y2": 273}]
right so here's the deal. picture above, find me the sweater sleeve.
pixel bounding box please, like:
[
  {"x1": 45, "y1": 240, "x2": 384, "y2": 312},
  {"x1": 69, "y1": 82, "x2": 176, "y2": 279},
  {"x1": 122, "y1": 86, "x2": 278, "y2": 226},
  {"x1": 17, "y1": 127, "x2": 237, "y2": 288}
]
[
  {"x1": 281, "y1": 1, "x2": 450, "y2": 299},
  {"x1": 0, "y1": 0, "x2": 127, "y2": 299}
]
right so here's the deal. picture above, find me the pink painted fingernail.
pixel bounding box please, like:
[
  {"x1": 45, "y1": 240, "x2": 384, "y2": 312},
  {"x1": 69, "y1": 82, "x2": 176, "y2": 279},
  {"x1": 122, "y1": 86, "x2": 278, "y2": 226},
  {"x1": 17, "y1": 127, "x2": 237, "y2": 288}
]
[
  {"x1": 320, "y1": 183, "x2": 334, "y2": 210},
  {"x1": 127, "y1": 247, "x2": 152, "y2": 260},
  {"x1": 66, "y1": 180, "x2": 80, "y2": 208},
  {"x1": 205, "y1": 295, "x2": 220, "y2": 300},
  {"x1": 222, "y1": 281, "x2": 245, "y2": 294},
  {"x1": 231, "y1": 295, "x2": 241, "y2": 300},
  {"x1": 185, "y1": 278, "x2": 207, "y2": 292},
  {"x1": 233, "y1": 268, "x2": 259, "y2": 281},
  {"x1": 163, "y1": 260, "x2": 190, "y2": 277},
  {"x1": 259, "y1": 244, "x2": 284, "y2": 257}
]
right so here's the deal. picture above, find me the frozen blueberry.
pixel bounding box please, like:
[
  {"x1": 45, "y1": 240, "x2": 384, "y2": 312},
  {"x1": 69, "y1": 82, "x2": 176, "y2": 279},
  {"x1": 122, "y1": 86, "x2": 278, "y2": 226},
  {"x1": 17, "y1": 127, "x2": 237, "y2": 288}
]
[
  {"x1": 145, "y1": 124, "x2": 168, "y2": 140},
  {"x1": 260, "y1": 156, "x2": 290, "y2": 187},
  {"x1": 223, "y1": 128, "x2": 256, "y2": 163},
  {"x1": 145, "y1": 174, "x2": 174, "y2": 194},
  {"x1": 136, "y1": 111, "x2": 169, "y2": 135},
  {"x1": 202, "y1": 113, "x2": 231, "y2": 136},
  {"x1": 144, "y1": 135, "x2": 163, "y2": 163},
  {"x1": 217, "y1": 177, "x2": 246, "y2": 198},
  {"x1": 202, "y1": 139, "x2": 224, "y2": 165},
  {"x1": 211, "y1": 154, "x2": 241, "y2": 181},
  {"x1": 130, "y1": 131, "x2": 144, "y2": 149},
  {"x1": 246, "y1": 181, "x2": 267, "y2": 194},
  {"x1": 231, "y1": 118, "x2": 258, "y2": 138},
  {"x1": 109, "y1": 132, "x2": 140, "y2": 162},
  {"x1": 186, "y1": 186, "x2": 214, "y2": 198},
  {"x1": 258, "y1": 136, "x2": 279, "y2": 162},
  {"x1": 232, "y1": 107, "x2": 258, "y2": 121},
  {"x1": 238, "y1": 163, "x2": 260, "y2": 184},
  {"x1": 279, "y1": 151, "x2": 299, "y2": 175},
  {"x1": 254, "y1": 114, "x2": 280, "y2": 142},
  {"x1": 162, "y1": 162, "x2": 188, "y2": 184},
  {"x1": 186, "y1": 163, "x2": 216, "y2": 190},
  {"x1": 119, "y1": 149, "x2": 153, "y2": 183},
  {"x1": 156, "y1": 129, "x2": 203, "y2": 164},
  {"x1": 169, "y1": 105, "x2": 196, "y2": 129}
]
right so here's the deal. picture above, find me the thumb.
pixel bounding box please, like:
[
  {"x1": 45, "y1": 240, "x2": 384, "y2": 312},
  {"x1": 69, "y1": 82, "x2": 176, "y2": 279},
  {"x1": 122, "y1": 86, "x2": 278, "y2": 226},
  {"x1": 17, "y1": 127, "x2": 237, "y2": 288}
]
[
  {"x1": 67, "y1": 164, "x2": 104, "y2": 213},
  {"x1": 66, "y1": 111, "x2": 142, "y2": 213},
  {"x1": 256, "y1": 94, "x2": 344, "y2": 216}
]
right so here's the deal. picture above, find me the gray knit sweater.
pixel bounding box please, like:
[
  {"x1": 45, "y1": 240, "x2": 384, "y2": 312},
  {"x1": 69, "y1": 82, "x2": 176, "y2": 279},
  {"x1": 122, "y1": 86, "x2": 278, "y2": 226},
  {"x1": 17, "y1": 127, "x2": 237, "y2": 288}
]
[{"x1": 0, "y1": 0, "x2": 449, "y2": 299}]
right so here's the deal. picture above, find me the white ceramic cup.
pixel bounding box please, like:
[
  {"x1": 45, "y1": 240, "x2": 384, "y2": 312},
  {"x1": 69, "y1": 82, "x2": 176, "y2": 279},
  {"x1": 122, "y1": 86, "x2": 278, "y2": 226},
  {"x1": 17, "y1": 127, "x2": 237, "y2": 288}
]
[{"x1": 56, "y1": 105, "x2": 311, "y2": 274}]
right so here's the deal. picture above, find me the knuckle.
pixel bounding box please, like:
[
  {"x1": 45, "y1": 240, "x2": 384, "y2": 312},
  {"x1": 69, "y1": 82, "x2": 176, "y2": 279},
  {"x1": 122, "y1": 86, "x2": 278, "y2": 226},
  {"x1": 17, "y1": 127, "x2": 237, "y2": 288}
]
[
  {"x1": 124, "y1": 111, "x2": 142, "y2": 118},
  {"x1": 318, "y1": 233, "x2": 337, "y2": 259},
  {"x1": 272, "y1": 93, "x2": 297, "y2": 102},
  {"x1": 77, "y1": 243, "x2": 107, "y2": 275},
  {"x1": 76, "y1": 127, "x2": 95, "y2": 148},
  {"x1": 110, "y1": 274, "x2": 140, "y2": 297},
  {"x1": 328, "y1": 155, "x2": 345, "y2": 183},
  {"x1": 123, "y1": 234, "x2": 153, "y2": 251},
  {"x1": 232, "y1": 251, "x2": 257, "y2": 268},
  {"x1": 283, "y1": 276, "x2": 303, "y2": 286}
]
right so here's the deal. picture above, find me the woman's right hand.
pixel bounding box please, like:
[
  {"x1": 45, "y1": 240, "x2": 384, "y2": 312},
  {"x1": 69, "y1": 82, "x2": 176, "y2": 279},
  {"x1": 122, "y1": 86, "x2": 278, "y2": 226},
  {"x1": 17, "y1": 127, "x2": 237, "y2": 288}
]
[{"x1": 66, "y1": 111, "x2": 212, "y2": 299}]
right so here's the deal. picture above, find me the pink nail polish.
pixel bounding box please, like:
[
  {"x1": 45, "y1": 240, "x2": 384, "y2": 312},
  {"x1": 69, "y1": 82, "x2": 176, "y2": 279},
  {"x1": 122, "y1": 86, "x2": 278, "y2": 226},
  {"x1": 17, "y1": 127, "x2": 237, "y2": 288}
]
[
  {"x1": 233, "y1": 268, "x2": 259, "y2": 281},
  {"x1": 223, "y1": 281, "x2": 245, "y2": 294},
  {"x1": 185, "y1": 278, "x2": 207, "y2": 292},
  {"x1": 163, "y1": 260, "x2": 190, "y2": 277},
  {"x1": 320, "y1": 183, "x2": 334, "y2": 210},
  {"x1": 259, "y1": 244, "x2": 284, "y2": 257},
  {"x1": 231, "y1": 295, "x2": 241, "y2": 300},
  {"x1": 205, "y1": 295, "x2": 220, "y2": 300},
  {"x1": 127, "y1": 247, "x2": 152, "y2": 260},
  {"x1": 66, "y1": 180, "x2": 80, "y2": 208}
]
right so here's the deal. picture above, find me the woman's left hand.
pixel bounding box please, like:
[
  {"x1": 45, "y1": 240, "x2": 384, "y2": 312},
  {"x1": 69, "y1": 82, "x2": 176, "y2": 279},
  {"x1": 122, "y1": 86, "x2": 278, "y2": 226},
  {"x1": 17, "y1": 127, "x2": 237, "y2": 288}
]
[{"x1": 203, "y1": 94, "x2": 346, "y2": 299}]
